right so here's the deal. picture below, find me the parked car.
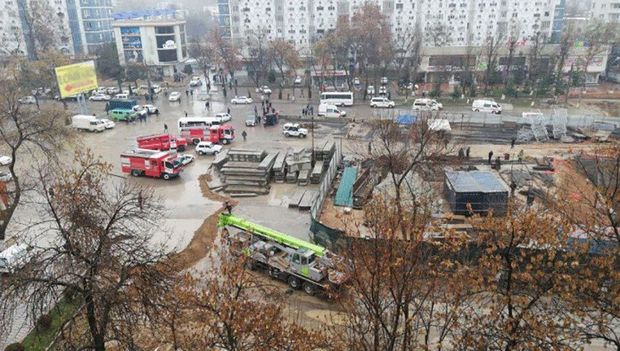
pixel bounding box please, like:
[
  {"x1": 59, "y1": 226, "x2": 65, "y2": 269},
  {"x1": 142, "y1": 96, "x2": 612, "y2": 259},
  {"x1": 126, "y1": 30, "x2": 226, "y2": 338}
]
[
  {"x1": 294, "y1": 76, "x2": 302, "y2": 85},
  {"x1": 143, "y1": 104, "x2": 159, "y2": 114},
  {"x1": 132, "y1": 105, "x2": 148, "y2": 118},
  {"x1": 353, "y1": 77, "x2": 361, "y2": 86},
  {"x1": 210, "y1": 85, "x2": 219, "y2": 93},
  {"x1": 114, "y1": 93, "x2": 129, "y2": 99},
  {"x1": 106, "y1": 87, "x2": 120, "y2": 95},
  {"x1": 215, "y1": 113, "x2": 232, "y2": 122},
  {"x1": 98, "y1": 118, "x2": 116, "y2": 129},
  {"x1": 380, "y1": 76, "x2": 388, "y2": 85},
  {"x1": 89, "y1": 93, "x2": 111, "y2": 101},
  {"x1": 0, "y1": 171, "x2": 13, "y2": 182},
  {"x1": 189, "y1": 76, "x2": 202, "y2": 87},
  {"x1": 259, "y1": 85, "x2": 272, "y2": 94},
  {"x1": 18, "y1": 96, "x2": 36, "y2": 104},
  {"x1": 370, "y1": 96, "x2": 395, "y2": 108},
  {"x1": 282, "y1": 123, "x2": 308, "y2": 138},
  {"x1": 178, "y1": 154, "x2": 195, "y2": 165},
  {"x1": 0, "y1": 156, "x2": 12, "y2": 166},
  {"x1": 0, "y1": 244, "x2": 29, "y2": 274},
  {"x1": 378, "y1": 86, "x2": 387, "y2": 95},
  {"x1": 195, "y1": 141, "x2": 223, "y2": 155},
  {"x1": 367, "y1": 85, "x2": 375, "y2": 95},
  {"x1": 231, "y1": 96, "x2": 253, "y2": 104},
  {"x1": 245, "y1": 115, "x2": 257, "y2": 127},
  {"x1": 168, "y1": 92, "x2": 182, "y2": 102}
]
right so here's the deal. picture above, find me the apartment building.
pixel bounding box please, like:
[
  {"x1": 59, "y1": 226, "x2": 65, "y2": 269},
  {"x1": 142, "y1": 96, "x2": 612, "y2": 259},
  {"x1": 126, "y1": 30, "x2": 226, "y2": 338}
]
[
  {"x1": 221, "y1": 0, "x2": 564, "y2": 55},
  {"x1": 591, "y1": 0, "x2": 620, "y2": 22},
  {"x1": 67, "y1": 0, "x2": 115, "y2": 55}
]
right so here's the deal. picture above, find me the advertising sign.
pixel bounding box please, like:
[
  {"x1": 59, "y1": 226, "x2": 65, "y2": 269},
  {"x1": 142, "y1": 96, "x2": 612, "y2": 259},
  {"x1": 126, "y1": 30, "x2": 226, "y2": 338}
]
[{"x1": 55, "y1": 61, "x2": 98, "y2": 98}]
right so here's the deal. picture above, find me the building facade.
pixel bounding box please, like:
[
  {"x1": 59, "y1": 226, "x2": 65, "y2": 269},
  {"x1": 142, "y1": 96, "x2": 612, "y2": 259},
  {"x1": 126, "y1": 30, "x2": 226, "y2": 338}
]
[
  {"x1": 113, "y1": 10, "x2": 188, "y2": 77},
  {"x1": 67, "y1": 0, "x2": 115, "y2": 55},
  {"x1": 591, "y1": 0, "x2": 620, "y2": 22},
  {"x1": 221, "y1": 0, "x2": 565, "y2": 55}
]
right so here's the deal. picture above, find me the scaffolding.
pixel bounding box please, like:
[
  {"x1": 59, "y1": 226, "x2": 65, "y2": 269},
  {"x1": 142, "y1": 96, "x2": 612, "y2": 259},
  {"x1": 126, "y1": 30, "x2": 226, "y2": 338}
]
[
  {"x1": 523, "y1": 112, "x2": 549, "y2": 142},
  {"x1": 551, "y1": 108, "x2": 568, "y2": 139}
]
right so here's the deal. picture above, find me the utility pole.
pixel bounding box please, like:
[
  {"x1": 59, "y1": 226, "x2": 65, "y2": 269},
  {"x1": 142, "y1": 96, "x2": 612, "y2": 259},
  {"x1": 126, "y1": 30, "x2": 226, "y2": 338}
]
[{"x1": 311, "y1": 113, "x2": 315, "y2": 167}]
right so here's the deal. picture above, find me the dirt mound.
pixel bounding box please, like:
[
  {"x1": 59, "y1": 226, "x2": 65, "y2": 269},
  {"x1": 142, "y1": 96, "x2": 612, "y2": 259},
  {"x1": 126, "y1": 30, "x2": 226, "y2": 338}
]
[{"x1": 169, "y1": 173, "x2": 238, "y2": 271}]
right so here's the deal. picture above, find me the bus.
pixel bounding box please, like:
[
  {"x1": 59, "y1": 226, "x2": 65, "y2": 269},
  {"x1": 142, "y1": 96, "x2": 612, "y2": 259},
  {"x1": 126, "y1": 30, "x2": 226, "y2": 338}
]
[
  {"x1": 319, "y1": 91, "x2": 354, "y2": 107},
  {"x1": 177, "y1": 117, "x2": 221, "y2": 131}
]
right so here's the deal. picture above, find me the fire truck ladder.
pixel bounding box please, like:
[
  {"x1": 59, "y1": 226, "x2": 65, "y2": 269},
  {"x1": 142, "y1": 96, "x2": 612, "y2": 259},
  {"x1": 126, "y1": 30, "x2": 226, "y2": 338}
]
[{"x1": 218, "y1": 213, "x2": 326, "y2": 257}]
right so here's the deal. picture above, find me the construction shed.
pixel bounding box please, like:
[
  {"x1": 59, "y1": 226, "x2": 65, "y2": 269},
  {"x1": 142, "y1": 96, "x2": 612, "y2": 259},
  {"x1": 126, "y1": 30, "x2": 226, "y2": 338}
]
[{"x1": 444, "y1": 171, "x2": 509, "y2": 216}]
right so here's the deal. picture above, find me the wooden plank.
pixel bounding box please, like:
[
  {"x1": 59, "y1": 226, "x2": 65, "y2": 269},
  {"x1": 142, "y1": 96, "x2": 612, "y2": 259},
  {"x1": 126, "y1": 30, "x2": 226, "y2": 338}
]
[{"x1": 288, "y1": 189, "x2": 306, "y2": 208}]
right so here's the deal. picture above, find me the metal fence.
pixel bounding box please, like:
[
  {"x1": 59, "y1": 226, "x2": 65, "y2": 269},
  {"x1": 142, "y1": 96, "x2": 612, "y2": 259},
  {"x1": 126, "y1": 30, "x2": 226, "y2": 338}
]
[{"x1": 310, "y1": 139, "x2": 342, "y2": 220}]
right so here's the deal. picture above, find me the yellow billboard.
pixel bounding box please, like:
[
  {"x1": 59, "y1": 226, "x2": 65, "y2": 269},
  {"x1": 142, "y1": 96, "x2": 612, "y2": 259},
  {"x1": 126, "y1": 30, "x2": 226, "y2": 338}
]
[{"x1": 55, "y1": 61, "x2": 98, "y2": 98}]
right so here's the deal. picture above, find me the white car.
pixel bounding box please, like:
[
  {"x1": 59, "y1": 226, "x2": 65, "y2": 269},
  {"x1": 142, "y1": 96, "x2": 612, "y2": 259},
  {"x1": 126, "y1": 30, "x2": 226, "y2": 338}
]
[
  {"x1": 215, "y1": 113, "x2": 232, "y2": 122},
  {"x1": 259, "y1": 86, "x2": 272, "y2": 94},
  {"x1": 195, "y1": 141, "x2": 223, "y2": 155},
  {"x1": 379, "y1": 86, "x2": 387, "y2": 95},
  {"x1": 367, "y1": 85, "x2": 375, "y2": 95},
  {"x1": 0, "y1": 171, "x2": 13, "y2": 182},
  {"x1": 106, "y1": 87, "x2": 120, "y2": 95},
  {"x1": 245, "y1": 116, "x2": 257, "y2": 127},
  {"x1": 412, "y1": 98, "x2": 443, "y2": 111},
  {"x1": 231, "y1": 96, "x2": 253, "y2": 104},
  {"x1": 89, "y1": 93, "x2": 111, "y2": 101},
  {"x1": 18, "y1": 96, "x2": 36, "y2": 104},
  {"x1": 143, "y1": 104, "x2": 159, "y2": 114},
  {"x1": 178, "y1": 154, "x2": 195, "y2": 165},
  {"x1": 370, "y1": 97, "x2": 395, "y2": 108},
  {"x1": 380, "y1": 76, "x2": 388, "y2": 85},
  {"x1": 168, "y1": 92, "x2": 182, "y2": 102},
  {"x1": 132, "y1": 105, "x2": 148, "y2": 118},
  {"x1": 114, "y1": 93, "x2": 129, "y2": 99},
  {"x1": 0, "y1": 156, "x2": 12, "y2": 166},
  {"x1": 353, "y1": 77, "x2": 361, "y2": 86},
  {"x1": 189, "y1": 76, "x2": 202, "y2": 87},
  {"x1": 282, "y1": 123, "x2": 308, "y2": 138},
  {"x1": 96, "y1": 87, "x2": 108, "y2": 94},
  {"x1": 98, "y1": 118, "x2": 115, "y2": 129},
  {"x1": 294, "y1": 76, "x2": 302, "y2": 85},
  {"x1": 210, "y1": 86, "x2": 219, "y2": 93}
]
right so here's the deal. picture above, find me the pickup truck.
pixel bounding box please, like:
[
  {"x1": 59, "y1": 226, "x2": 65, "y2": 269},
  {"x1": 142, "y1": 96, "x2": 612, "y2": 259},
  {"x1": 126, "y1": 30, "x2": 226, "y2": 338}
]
[{"x1": 282, "y1": 123, "x2": 308, "y2": 138}]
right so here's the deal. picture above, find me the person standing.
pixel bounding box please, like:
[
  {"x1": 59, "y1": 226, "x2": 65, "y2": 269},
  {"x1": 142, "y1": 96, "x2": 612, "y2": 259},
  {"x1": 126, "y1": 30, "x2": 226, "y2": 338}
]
[
  {"x1": 254, "y1": 105, "x2": 258, "y2": 115},
  {"x1": 227, "y1": 107, "x2": 231, "y2": 115},
  {"x1": 511, "y1": 137, "x2": 516, "y2": 149},
  {"x1": 466, "y1": 147, "x2": 471, "y2": 159},
  {"x1": 185, "y1": 90, "x2": 189, "y2": 97},
  {"x1": 184, "y1": 111, "x2": 188, "y2": 117},
  {"x1": 205, "y1": 101, "x2": 209, "y2": 110},
  {"x1": 488, "y1": 150, "x2": 494, "y2": 164},
  {"x1": 241, "y1": 130, "x2": 247, "y2": 141}
]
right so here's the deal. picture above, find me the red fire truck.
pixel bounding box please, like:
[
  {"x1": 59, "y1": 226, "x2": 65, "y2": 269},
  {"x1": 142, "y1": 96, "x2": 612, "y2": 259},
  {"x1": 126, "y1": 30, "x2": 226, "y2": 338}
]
[
  {"x1": 136, "y1": 134, "x2": 188, "y2": 151},
  {"x1": 181, "y1": 124, "x2": 235, "y2": 145},
  {"x1": 120, "y1": 149, "x2": 183, "y2": 180}
]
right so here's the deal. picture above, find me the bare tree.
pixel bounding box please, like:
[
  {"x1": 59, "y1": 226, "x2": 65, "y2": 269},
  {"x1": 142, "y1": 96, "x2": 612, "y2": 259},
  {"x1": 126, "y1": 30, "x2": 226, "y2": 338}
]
[
  {"x1": 0, "y1": 62, "x2": 70, "y2": 241},
  {"x1": 269, "y1": 39, "x2": 300, "y2": 99},
  {"x1": 188, "y1": 37, "x2": 216, "y2": 80},
  {"x1": 245, "y1": 28, "x2": 272, "y2": 89},
  {"x1": 503, "y1": 22, "x2": 522, "y2": 85},
  {"x1": 482, "y1": 29, "x2": 505, "y2": 93},
  {"x1": 20, "y1": 0, "x2": 72, "y2": 59},
  {"x1": 555, "y1": 24, "x2": 576, "y2": 97},
  {"x1": 393, "y1": 27, "x2": 422, "y2": 83},
  {"x1": 0, "y1": 151, "x2": 178, "y2": 350},
  {"x1": 579, "y1": 20, "x2": 618, "y2": 87},
  {"x1": 211, "y1": 28, "x2": 242, "y2": 95}
]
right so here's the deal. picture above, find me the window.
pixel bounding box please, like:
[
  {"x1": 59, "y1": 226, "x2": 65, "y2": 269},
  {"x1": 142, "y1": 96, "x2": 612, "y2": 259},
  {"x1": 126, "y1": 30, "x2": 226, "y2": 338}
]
[{"x1": 292, "y1": 254, "x2": 300, "y2": 264}]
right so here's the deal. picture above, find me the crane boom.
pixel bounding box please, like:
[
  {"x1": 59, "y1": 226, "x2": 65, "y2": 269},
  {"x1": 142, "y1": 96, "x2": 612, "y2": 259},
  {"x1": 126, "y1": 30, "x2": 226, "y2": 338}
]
[{"x1": 218, "y1": 213, "x2": 326, "y2": 256}]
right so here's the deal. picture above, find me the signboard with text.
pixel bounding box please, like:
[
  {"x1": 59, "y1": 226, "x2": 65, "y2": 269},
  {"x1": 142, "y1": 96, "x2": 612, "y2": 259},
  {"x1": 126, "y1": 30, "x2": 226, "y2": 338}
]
[{"x1": 55, "y1": 61, "x2": 98, "y2": 98}]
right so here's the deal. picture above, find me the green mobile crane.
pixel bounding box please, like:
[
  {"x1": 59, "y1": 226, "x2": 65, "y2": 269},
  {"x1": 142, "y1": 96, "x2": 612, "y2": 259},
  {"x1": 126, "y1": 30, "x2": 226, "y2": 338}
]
[{"x1": 218, "y1": 213, "x2": 347, "y2": 295}]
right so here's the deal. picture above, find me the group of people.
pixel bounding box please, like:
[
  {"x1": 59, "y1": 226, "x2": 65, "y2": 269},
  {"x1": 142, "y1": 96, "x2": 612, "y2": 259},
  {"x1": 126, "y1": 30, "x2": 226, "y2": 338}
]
[{"x1": 302, "y1": 104, "x2": 314, "y2": 116}]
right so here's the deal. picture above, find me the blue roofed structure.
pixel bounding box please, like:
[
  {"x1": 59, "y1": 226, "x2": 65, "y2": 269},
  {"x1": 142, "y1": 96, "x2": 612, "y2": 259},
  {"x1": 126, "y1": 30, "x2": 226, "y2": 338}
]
[{"x1": 334, "y1": 167, "x2": 358, "y2": 207}]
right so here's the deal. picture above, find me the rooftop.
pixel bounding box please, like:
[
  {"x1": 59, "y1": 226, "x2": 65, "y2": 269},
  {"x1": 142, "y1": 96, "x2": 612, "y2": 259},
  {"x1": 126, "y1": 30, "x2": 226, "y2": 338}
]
[{"x1": 445, "y1": 171, "x2": 509, "y2": 193}]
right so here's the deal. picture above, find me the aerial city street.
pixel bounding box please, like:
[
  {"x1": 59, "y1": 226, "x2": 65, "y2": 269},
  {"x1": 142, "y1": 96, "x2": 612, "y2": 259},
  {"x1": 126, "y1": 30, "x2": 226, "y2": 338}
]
[{"x1": 0, "y1": 0, "x2": 619, "y2": 350}]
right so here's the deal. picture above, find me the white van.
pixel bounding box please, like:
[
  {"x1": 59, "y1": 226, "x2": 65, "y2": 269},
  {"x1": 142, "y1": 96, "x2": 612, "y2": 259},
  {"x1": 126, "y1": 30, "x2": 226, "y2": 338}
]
[
  {"x1": 71, "y1": 115, "x2": 106, "y2": 132},
  {"x1": 472, "y1": 99, "x2": 502, "y2": 114},
  {"x1": 114, "y1": 93, "x2": 129, "y2": 99},
  {"x1": 0, "y1": 244, "x2": 29, "y2": 274},
  {"x1": 318, "y1": 104, "x2": 346, "y2": 118},
  {"x1": 412, "y1": 98, "x2": 443, "y2": 111}
]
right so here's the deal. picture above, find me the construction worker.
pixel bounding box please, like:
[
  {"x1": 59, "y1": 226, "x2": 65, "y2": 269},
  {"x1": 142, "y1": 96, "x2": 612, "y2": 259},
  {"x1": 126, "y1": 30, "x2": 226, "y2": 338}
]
[{"x1": 224, "y1": 201, "x2": 233, "y2": 214}]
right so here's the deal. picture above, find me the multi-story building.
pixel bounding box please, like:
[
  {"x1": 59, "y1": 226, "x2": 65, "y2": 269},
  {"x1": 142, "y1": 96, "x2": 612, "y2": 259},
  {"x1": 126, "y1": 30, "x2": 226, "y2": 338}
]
[
  {"x1": 590, "y1": 0, "x2": 620, "y2": 22},
  {"x1": 222, "y1": 0, "x2": 564, "y2": 55},
  {"x1": 1, "y1": 0, "x2": 113, "y2": 59},
  {"x1": 112, "y1": 10, "x2": 188, "y2": 77},
  {"x1": 67, "y1": 0, "x2": 115, "y2": 55}
]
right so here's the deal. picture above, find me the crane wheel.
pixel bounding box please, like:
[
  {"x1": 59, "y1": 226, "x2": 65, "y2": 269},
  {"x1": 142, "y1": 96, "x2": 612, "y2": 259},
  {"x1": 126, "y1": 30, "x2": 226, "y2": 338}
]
[
  {"x1": 302, "y1": 282, "x2": 316, "y2": 296},
  {"x1": 287, "y1": 276, "x2": 300, "y2": 290}
]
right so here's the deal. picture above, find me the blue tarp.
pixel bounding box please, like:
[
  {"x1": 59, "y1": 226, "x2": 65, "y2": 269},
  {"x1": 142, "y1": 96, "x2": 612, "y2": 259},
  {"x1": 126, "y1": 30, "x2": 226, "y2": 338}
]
[
  {"x1": 334, "y1": 167, "x2": 358, "y2": 207},
  {"x1": 396, "y1": 114, "x2": 417, "y2": 125}
]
